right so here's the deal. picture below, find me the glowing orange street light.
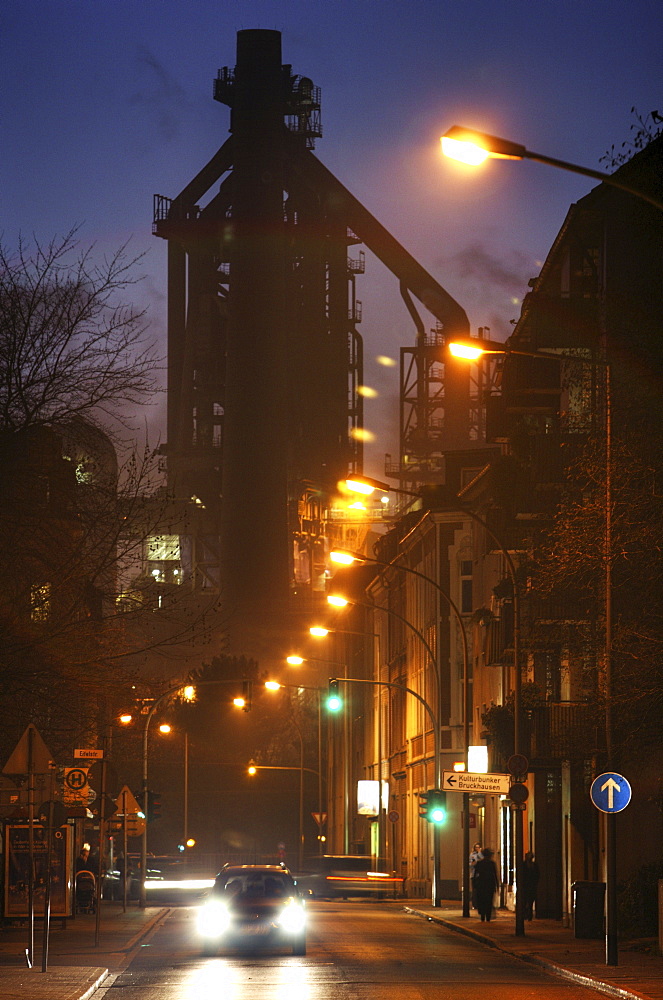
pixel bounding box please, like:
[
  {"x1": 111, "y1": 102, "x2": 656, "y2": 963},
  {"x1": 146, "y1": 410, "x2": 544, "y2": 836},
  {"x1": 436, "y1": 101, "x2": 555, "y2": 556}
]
[
  {"x1": 327, "y1": 594, "x2": 349, "y2": 608},
  {"x1": 440, "y1": 125, "x2": 663, "y2": 212},
  {"x1": 286, "y1": 655, "x2": 305, "y2": 665}
]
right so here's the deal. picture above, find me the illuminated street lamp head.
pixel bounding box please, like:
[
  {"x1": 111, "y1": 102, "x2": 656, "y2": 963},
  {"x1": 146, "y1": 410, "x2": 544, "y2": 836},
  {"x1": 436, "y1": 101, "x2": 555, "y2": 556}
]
[
  {"x1": 309, "y1": 626, "x2": 330, "y2": 637},
  {"x1": 329, "y1": 549, "x2": 360, "y2": 566},
  {"x1": 233, "y1": 696, "x2": 247, "y2": 709},
  {"x1": 119, "y1": 713, "x2": 132, "y2": 725},
  {"x1": 247, "y1": 761, "x2": 257, "y2": 776},
  {"x1": 158, "y1": 723, "x2": 172, "y2": 734},
  {"x1": 344, "y1": 474, "x2": 391, "y2": 496},
  {"x1": 440, "y1": 125, "x2": 526, "y2": 164},
  {"x1": 327, "y1": 594, "x2": 349, "y2": 608},
  {"x1": 286, "y1": 654, "x2": 304, "y2": 666},
  {"x1": 182, "y1": 685, "x2": 196, "y2": 702},
  {"x1": 265, "y1": 680, "x2": 282, "y2": 691}
]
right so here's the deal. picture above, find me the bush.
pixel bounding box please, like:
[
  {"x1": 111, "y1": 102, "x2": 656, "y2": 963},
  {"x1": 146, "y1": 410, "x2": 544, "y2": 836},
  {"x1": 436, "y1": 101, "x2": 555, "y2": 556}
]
[{"x1": 618, "y1": 861, "x2": 663, "y2": 939}]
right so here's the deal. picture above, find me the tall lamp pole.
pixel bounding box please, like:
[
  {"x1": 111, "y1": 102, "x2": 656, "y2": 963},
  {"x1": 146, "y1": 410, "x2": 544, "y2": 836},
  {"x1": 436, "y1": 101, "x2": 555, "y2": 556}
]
[
  {"x1": 344, "y1": 476, "x2": 522, "y2": 928},
  {"x1": 448, "y1": 334, "x2": 614, "y2": 944},
  {"x1": 330, "y1": 546, "x2": 473, "y2": 915},
  {"x1": 327, "y1": 592, "x2": 443, "y2": 907}
]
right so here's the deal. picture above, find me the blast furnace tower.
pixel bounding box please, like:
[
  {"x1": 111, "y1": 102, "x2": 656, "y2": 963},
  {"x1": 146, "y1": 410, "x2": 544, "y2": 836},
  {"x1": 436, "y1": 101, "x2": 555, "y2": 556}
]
[{"x1": 153, "y1": 30, "x2": 471, "y2": 657}]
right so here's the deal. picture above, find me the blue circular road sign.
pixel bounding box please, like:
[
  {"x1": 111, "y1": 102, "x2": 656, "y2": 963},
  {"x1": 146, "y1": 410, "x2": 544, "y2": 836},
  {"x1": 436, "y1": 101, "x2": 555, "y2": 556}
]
[{"x1": 590, "y1": 772, "x2": 632, "y2": 814}]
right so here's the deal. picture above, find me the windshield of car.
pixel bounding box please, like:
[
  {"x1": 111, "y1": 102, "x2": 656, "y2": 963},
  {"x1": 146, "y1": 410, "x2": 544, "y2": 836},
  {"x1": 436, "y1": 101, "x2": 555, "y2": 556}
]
[{"x1": 221, "y1": 873, "x2": 293, "y2": 898}]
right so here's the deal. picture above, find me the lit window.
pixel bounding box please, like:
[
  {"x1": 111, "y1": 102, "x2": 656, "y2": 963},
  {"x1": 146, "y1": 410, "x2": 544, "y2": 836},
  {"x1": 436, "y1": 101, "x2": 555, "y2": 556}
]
[{"x1": 31, "y1": 583, "x2": 51, "y2": 622}]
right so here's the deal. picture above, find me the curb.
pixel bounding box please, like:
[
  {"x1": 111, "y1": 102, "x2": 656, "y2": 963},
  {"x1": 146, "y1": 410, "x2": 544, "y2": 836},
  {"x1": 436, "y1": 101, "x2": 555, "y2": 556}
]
[
  {"x1": 119, "y1": 908, "x2": 173, "y2": 954},
  {"x1": 78, "y1": 969, "x2": 111, "y2": 1000},
  {"x1": 404, "y1": 906, "x2": 651, "y2": 1000}
]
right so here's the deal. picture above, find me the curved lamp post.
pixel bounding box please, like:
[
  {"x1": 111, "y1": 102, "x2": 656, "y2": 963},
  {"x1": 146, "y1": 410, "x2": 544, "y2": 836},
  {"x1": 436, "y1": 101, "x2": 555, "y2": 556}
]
[
  {"x1": 330, "y1": 546, "x2": 473, "y2": 916},
  {"x1": 265, "y1": 679, "x2": 326, "y2": 858},
  {"x1": 448, "y1": 334, "x2": 615, "y2": 949},
  {"x1": 138, "y1": 678, "x2": 248, "y2": 907},
  {"x1": 344, "y1": 475, "x2": 523, "y2": 929},
  {"x1": 440, "y1": 125, "x2": 663, "y2": 212},
  {"x1": 327, "y1": 591, "x2": 443, "y2": 907}
]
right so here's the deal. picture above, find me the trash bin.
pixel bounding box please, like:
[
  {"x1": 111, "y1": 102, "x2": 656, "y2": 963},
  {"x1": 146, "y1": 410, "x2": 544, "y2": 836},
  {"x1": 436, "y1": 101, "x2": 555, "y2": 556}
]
[{"x1": 572, "y1": 880, "x2": 605, "y2": 939}]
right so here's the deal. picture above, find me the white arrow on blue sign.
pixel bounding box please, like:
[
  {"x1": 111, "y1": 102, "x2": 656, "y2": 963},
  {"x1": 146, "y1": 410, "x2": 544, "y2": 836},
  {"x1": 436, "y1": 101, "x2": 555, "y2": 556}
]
[{"x1": 590, "y1": 772, "x2": 632, "y2": 814}]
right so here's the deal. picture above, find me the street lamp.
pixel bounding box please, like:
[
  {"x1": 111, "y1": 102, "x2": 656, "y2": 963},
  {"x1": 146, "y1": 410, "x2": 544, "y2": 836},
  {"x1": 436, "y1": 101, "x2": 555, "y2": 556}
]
[
  {"x1": 343, "y1": 476, "x2": 523, "y2": 926},
  {"x1": 246, "y1": 711, "x2": 316, "y2": 873},
  {"x1": 264, "y1": 680, "x2": 326, "y2": 854},
  {"x1": 448, "y1": 335, "x2": 616, "y2": 945},
  {"x1": 440, "y1": 125, "x2": 663, "y2": 212},
  {"x1": 155, "y1": 724, "x2": 190, "y2": 850},
  {"x1": 305, "y1": 625, "x2": 379, "y2": 858},
  {"x1": 329, "y1": 546, "x2": 473, "y2": 917},
  {"x1": 327, "y1": 590, "x2": 444, "y2": 907},
  {"x1": 139, "y1": 678, "x2": 251, "y2": 907}
]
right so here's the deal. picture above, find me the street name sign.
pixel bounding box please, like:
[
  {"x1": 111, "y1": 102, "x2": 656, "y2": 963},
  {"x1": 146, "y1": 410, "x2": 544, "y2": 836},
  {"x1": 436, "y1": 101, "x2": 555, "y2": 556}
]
[
  {"x1": 74, "y1": 748, "x2": 104, "y2": 760},
  {"x1": 590, "y1": 771, "x2": 632, "y2": 814},
  {"x1": 443, "y1": 771, "x2": 511, "y2": 795}
]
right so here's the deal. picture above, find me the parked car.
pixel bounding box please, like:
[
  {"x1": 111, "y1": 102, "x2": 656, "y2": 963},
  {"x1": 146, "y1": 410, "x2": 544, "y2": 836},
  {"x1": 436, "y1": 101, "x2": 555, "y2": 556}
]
[
  {"x1": 197, "y1": 864, "x2": 307, "y2": 955},
  {"x1": 294, "y1": 855, "x2": 404, "y2": 899}
]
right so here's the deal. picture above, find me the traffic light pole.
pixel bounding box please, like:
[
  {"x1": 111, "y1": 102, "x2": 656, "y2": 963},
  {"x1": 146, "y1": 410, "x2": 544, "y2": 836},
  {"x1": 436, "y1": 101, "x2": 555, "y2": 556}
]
[{"x1": 333, "y1": 676, "x2": 442, "y2": 907}]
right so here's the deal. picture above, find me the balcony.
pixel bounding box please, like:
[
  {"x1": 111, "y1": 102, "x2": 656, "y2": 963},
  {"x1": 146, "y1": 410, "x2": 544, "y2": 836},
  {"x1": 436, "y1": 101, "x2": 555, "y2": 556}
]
[{"x1": 529, "y1": 702, "x2": 604, "y2": 760}]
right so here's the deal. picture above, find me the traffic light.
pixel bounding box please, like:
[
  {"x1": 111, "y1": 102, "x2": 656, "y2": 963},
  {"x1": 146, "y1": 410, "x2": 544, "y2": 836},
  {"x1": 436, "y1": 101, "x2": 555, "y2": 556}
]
[
  {"x1": 327, "y1": 679, "x2": 342, "y2": 712},
  {"x1": 147, "y1": 791, "x2": 162, "y2": 822},
  {"x1": 418, "y1": 789, "x2": 447, "y2": 823},
  {"x1": 428, "y1": 789, "x2": 447, "y2": 824},
  {"x1": 233, "y1": 680, "x2": 252, "y2": 712}
]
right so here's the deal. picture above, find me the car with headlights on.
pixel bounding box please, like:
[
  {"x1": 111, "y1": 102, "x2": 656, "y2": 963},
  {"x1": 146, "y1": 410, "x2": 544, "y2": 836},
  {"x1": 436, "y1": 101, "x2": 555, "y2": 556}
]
[{"x1": 197, "y1": 865, "x2": 307, "y2": 955}]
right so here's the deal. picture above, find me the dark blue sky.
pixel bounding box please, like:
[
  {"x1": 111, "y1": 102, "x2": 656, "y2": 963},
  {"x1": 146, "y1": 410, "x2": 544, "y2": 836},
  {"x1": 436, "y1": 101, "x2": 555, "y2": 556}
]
[{"x1": 2, "y1": 0, "x2": 661, "y2": 471}]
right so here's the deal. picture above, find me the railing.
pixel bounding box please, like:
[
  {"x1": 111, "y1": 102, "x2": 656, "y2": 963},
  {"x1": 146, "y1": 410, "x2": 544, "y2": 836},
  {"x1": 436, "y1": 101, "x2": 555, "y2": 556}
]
[{"x1": 529, "y1": 702, "x2": 604, "y2": 759}]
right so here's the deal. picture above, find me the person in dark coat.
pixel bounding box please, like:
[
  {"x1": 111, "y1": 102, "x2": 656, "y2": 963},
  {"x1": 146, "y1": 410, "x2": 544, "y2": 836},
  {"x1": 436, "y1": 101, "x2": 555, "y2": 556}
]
[
  {"x1": 473, "y1": 847, "x2": 500, "y2": 921},
  {"x1": 522, "y1": 851, "x2": 540, "y2": 920}
]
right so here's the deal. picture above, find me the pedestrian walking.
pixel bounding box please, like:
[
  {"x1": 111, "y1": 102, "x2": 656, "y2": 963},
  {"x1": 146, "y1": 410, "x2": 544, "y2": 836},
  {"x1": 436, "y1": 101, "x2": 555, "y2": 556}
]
[
  {"x1": 469, "y1": 842, "x2": 483, "y2": 909},
  {"x1": 522, "y1": 851, "x2": 540, "y2": 920},
  {"x1": 473, "y1": 847, "x2": 499, "y2": 921}
]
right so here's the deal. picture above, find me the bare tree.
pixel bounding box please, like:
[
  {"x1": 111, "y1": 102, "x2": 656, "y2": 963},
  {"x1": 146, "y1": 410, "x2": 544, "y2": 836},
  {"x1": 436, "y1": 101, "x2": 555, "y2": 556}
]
[
  {"x1": 0, "y1": 228, "x2": 159, "y2": 434},
  {"x1": 535, "y1": 431, "x2": 663, "y2": 761},
  {"x1": 0, "y1": 232, "x2": 225, "y2": 765}
]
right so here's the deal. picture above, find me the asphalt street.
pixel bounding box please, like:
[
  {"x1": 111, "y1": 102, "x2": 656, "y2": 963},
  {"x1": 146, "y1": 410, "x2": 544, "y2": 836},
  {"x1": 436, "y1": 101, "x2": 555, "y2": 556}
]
[{"x1": 92, "y1": 901, "x2": 615, "y2": 999}]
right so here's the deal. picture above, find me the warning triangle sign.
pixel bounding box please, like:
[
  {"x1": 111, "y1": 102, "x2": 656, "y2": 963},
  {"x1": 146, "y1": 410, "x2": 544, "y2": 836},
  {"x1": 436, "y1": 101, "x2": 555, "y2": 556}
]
[
  {"x1": 114, "y1": 785, "x2": 142, "y2": 815},
  {"x1": 2, "y1": 724, "x2": 55, "y2": 775}
]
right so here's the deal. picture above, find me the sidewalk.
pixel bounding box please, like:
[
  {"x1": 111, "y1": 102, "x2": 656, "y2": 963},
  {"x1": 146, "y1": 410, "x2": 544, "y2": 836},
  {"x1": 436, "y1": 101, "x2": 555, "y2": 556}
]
[
  {"x1": 405, "y1": 899, "x2": 663, "y2": 1000},
  {"x1": 0, "y1": 902, "x2": 168, "y2": 1000}
]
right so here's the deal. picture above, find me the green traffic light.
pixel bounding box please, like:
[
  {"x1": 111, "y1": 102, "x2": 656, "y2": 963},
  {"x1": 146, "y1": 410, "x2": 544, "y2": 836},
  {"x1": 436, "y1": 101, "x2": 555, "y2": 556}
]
[
  {"x1": 327, "y1": 680, "x2": 342, "y2": 711},
  {"x1": 427, "y1": 789, "x2": 447, "y2": 824}
]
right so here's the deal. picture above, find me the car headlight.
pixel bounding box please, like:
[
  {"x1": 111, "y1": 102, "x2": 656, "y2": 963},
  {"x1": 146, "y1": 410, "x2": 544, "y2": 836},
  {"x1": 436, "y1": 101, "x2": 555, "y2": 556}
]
[
  {"x1": 278, "y1": 900, "x2": 306, "y2": 934},
  {"x1": 197, "y1": 900, "x2": 231, "y2": 938}
]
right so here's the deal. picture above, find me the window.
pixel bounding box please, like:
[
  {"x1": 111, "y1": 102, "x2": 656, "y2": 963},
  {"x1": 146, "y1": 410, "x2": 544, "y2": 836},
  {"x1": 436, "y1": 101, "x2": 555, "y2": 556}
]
[
  {"x1": 460, "y1": 560, "x2": 473, "y2": 613},
  {"x1": 31, "y1": 583, "x2": 51, "y2": 622}
]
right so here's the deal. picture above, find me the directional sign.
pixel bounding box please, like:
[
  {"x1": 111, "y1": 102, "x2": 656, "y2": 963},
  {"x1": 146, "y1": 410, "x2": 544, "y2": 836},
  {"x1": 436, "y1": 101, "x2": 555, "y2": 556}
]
[
  {"x1": 590, "y1": 772, "x2": 632, "y2": 814},
  {"x1": 443, "y1": 771, "x2": 511, "y2": 795}
]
